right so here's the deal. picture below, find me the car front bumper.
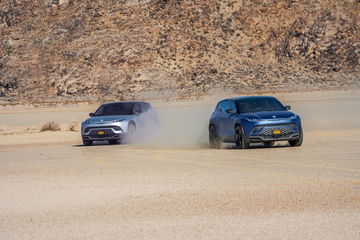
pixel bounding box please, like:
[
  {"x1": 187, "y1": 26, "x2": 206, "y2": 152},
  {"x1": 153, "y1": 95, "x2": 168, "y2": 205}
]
[
  {"x1": 81, "y1": 123, "x2": 126, "y2": 141},
  {"x1": 242, "y1": 118, "x2": 302, "y2": 143},
  {"x1": 249, "y1": 124, "x2": 301, "y2": 142}
]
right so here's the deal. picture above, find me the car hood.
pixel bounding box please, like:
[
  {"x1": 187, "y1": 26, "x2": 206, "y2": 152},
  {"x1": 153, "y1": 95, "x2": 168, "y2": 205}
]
[
  {"x1": 85, "y1": 115, "x2": 134, "y2": 124},
  {"x1": 241, "y1": 111, "x2": 295, "y2": 120}
]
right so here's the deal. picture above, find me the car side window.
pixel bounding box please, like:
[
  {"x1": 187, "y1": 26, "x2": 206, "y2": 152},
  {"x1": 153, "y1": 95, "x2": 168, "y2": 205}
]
[
  {"x1": 219, "y1": 101, "x2": 227, "y2": 112},
  {"x1": 228, "y1": 101, "x2": 237, "y2": 113},
  {"x1": 132, "y1": 104, "x2": 142, "y2": 114},
  {"x1": 215, "y1": 102, "x2": 222, "y2": 112},
  {"x1": 141, "y1": 103, "x2": 150, "y2": 113},
  {"x1": 223, "y1": 101, "x2": 231, "y2": 112}
]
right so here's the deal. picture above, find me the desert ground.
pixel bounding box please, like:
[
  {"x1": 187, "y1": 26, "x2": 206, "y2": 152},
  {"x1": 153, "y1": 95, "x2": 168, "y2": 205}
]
[{"x1": 0, "y1": 91, "x2": 359, "y2": 239}]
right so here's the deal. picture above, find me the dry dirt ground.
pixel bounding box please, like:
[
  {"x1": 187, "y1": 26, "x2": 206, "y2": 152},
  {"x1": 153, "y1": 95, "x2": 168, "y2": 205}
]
[{"x1": 0, "y1": 91, "x2": 359, "y2": 239}]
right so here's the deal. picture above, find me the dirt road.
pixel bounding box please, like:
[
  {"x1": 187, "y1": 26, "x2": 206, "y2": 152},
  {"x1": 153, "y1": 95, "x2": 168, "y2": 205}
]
[{"x1": 0, "y1": 91, "x2": 359, "y2": 239}]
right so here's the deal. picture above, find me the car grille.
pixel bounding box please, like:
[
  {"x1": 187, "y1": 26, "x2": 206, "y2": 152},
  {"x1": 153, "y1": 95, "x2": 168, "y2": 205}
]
[
  {"x1": 84, "y1": 126, "x2": 121, "y2": 133},
  {"x1": 251, "y1": 125, "x2": 297, "y2": 140},
  {"x1": 261, "y1": 127, "x2": 292, "y2": 140}
]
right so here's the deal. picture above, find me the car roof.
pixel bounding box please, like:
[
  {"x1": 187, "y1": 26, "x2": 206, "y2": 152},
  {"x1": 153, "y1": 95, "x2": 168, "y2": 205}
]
[
  {"x1": 102, "y1": 101, "x2": 149, "y2": 106},
  {"x1": 220, "y1": 96, "x2": 277, "y2": 102}
]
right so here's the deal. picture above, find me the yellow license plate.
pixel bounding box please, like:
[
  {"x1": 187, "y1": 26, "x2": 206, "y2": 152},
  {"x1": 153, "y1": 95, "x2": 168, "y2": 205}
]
[
  {"x1": 97, "y1": 130, "x2": 105, "y2": 135},
  {"x1": 272, "y1": 129, "x2": 281, "y2": 135}
]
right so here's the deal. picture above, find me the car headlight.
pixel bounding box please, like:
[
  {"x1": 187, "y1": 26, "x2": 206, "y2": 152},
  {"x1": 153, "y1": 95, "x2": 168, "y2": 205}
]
[
  {"x1": 244, "y1": 118, "x2": 260, "y2": 122},
  {"x1": 289, "y1": 115, "x2": 298, "y2": 120}
]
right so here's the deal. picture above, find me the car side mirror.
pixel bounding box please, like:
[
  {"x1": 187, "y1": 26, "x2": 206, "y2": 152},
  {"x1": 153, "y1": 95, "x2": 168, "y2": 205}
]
[
  {"x1": 285, "y1": 105, "x2": 291, "y2": 111},
  {"x1": 89, "y1": 113, "x2": 94, "y2": 117},
  {"x1": 226, "y1": 109, "x2": 235, "y2": 114}
]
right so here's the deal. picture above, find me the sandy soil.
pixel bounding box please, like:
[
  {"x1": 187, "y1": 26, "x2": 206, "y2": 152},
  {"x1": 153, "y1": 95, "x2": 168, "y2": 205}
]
[{"x1": 0, "y1": 90, "x2": 359, "y2": 239}]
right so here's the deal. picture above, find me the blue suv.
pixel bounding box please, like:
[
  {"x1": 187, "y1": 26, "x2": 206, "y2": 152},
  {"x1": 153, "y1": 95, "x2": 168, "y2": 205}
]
[{"x1": 209, "y1": 96, "x2": 303, "y2": 148}]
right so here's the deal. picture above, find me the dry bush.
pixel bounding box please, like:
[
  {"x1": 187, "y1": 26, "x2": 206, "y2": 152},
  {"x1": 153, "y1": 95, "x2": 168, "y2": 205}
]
[
  {"x1": 40, "y1": 121, "x2": 61, "y2": 132},
  {"x1": 25, "y1": 127, "x2": 38, "y2": 133},
  {"x1": 68, "y1": 121, "x2": 79, "y2": 132}
]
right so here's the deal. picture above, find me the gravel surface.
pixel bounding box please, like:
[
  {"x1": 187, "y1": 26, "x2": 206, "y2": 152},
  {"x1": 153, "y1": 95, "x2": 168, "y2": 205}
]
[{"x1": 0, "y1": 91, "x2": 359, "y2": 239}]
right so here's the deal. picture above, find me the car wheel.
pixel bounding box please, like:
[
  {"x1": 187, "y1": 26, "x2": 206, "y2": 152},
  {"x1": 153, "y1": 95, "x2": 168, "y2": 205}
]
[
  {"x1": 126, "y1": 122, "x2": 136, "y2": 143},
  {"x1": 109, "y1": 139, "x2": 119, "y2": 145},
  {"x1": 83, "y1": 140, "x2": 92, "y2": 146},
  {"x1": 289, "y1": 129, "x2": 303, "y2": 147},
  {"x1": 235, "y1": 125, "x2": 249, "y2": 149},
  {"x1": 264, "y1": 141, "x2": 275, "y2": 147},
  {"x1": 289, "y1": 134, "x2": 303, "y2": 147},
  {"x1": 209, "y1": 125, "x2": 221, "y2": 149}
]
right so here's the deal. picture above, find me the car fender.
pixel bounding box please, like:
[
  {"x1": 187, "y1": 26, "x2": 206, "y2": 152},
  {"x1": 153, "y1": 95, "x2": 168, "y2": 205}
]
[
  {"x1": 209, "y1": 118, "x2": 216, "y2": 127},
  {"x1": 120, "y1": 119, "x2": 136, "y2": 133},
  {"x1": 234, "y1": 119, "x2": 251, "y2": 143},
  {"x1": 128, "y1": 119, "x2": 136, "y2": 129}
]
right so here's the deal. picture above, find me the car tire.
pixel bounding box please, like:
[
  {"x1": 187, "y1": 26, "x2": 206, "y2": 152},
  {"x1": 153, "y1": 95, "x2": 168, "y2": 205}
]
[
  {"x1": 126, "y1": 122, "x2": 136, "y2": 143},
  {"x1": 235, "y1": 125, "x2": 249, "y2": 149},
  {"x1": 209, "y1": 125, "x2": 221, "y2": 149},
  {"x1": 83, "y1": 140, "x2": 92, "y2": 146},
  {"x1": 264, "y1": 141, "x2": 275, "y2": 147},
  {"x1": 109, "y1": 139, "x2": 119, "y2": 145},
  {"x1": 289, "y1": 130, "x2": 303, "y2": 147}
]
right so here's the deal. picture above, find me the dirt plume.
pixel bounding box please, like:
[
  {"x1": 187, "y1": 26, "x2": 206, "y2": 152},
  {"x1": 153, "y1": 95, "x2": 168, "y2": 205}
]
[{"x1": 146, "y1": 102, "x2": 214, "y2": 148}]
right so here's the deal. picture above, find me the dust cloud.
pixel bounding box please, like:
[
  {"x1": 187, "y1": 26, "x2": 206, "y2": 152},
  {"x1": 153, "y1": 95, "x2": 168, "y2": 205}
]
[
  {"x1": 143, "y1": 101, "x2": 216, "y2": 148},
  {"x1": 141, "y1": 87, "x2": 237, "y2": 148},
  {"x1": 122, "y1": 108, "x2": 161, "y2": 144},
  {"x1": 137, "y1": 88, "x2": 233, "y2": 148}
]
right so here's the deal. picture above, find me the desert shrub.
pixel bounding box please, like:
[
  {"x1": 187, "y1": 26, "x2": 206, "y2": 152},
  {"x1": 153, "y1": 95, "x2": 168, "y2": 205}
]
[
  {"x1": 68, "y1": 121, "x2": 79, "y2": 132},
  {"x1": 40, "y1": 121, "x2": 61, "y2": 132}
]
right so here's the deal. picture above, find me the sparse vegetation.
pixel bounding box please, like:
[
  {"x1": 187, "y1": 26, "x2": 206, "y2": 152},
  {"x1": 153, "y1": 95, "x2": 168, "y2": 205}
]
[
  {"x1": 68, "y1": 121, "x2": 79, "y2": 132},
  {"x1": 40, "y1": 121, "x2": 61, "y2": 132}
]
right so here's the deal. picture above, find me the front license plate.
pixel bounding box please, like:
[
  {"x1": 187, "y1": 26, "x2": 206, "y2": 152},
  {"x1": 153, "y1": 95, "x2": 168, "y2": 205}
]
[
  {"x1": 272, "y1": 129, "x2": 281, "y2": 135},
  {"x1": 97, "y1": 130, "x2": 105, "y2": 135}
]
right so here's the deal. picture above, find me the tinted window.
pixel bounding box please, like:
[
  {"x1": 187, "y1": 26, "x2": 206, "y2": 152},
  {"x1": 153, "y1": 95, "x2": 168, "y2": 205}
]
[
  {"x1": 215, "y1": 102, "x2": 222, "y2": 111},
  {"x1": 133, "y1": 104, "x2": 141, "y2": 114},
  {"x1": 141, "y1": 103, "x2": 150, "y2": 113},
  {"x1": 218, "y1": 101, "x2": 227, "y2": 112},
  {"x1": 219, "y1": 101, "x2": 237, "y2": 113},
  {"x1": 228, "y1": 101, "x2": 237, "y2": 113},
  {"x1": 94, "y1": 102, "x2": 136, "y2": 116},
  {"x1": 235, "y1": 97, "x2": 285, "y2": 113}
]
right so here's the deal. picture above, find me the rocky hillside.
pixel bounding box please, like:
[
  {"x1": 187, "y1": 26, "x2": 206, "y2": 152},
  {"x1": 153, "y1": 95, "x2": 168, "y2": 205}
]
[{"x1": 1, "y1": 0, "x2": 359, "y2": 103}]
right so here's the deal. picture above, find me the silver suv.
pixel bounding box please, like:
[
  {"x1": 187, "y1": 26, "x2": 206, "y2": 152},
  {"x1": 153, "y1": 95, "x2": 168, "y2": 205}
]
[{"x1": 81, "y1": 101, "x2": 158, "y2": 145}]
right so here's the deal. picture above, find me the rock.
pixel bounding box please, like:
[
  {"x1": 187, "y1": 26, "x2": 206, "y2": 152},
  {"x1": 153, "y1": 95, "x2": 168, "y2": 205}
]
[
  {"x1": 0, "y1": 0, "x2": 359, "y2": 103},
  {"x1": 59, "y1": 0, "x2": 70, "y2": 6}
]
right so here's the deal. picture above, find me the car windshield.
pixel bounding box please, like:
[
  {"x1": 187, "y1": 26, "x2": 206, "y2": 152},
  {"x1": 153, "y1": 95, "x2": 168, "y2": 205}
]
[
  {"x1": 94, "y1": 103, "x2": 135, "y2": 116},
  {"x1": 235, "y1": 97, "x2": 286, "y2": 114}
]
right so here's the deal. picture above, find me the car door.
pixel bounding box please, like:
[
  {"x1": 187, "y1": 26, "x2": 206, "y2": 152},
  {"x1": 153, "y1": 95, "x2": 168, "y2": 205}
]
[
  {"x1": 132, "y1": 103, "x2": 145, "y2": 129},
  {"x1": 213, "y1": 101, "x2": 227, "y2": 140},
  {"x1": 221, "y1": 100, "x2": 238, "y2": 141},
  {"x1": 217, "y1": 101, "x2": 236, "y2": 140}
]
